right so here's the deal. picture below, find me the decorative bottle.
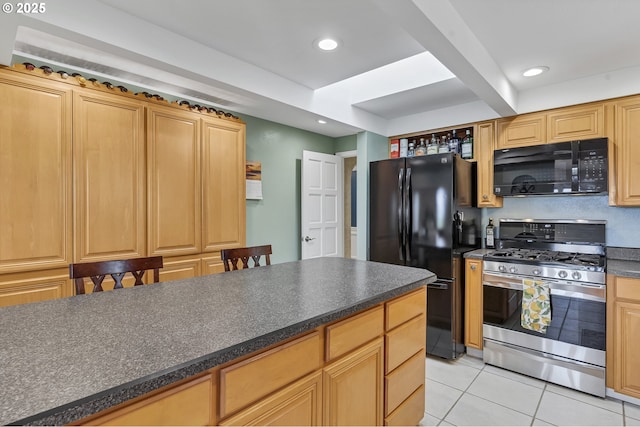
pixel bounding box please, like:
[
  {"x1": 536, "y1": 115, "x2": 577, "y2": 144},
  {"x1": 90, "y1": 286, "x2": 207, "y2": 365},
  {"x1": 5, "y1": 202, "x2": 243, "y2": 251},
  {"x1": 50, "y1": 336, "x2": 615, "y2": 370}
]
[
  {"x1": 461, "y1": 130, "x2": 474, "y2": 159},
  {"x1": 486, "y1": 218, "x2": 495, "y2": 249}
]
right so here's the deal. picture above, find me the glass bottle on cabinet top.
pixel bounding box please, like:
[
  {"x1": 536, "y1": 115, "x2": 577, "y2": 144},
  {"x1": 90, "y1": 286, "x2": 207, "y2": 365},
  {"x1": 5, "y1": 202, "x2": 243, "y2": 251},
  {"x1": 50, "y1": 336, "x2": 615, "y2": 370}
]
[
  {"x1": 449, "y1": 129, "x2": 460, "y2": 154},
  {"x1": 427, "y1": 134, "x2": 438, "y2": 155},
  {"x1": 438, "y1": 135, "x2": 450, "y2": 153},
  {"x1": 415, "y1": 138, "x2": 427, "y2": 156},
  {"x1": 461, "y1": 129, "x2": 474, "y2": 159}
]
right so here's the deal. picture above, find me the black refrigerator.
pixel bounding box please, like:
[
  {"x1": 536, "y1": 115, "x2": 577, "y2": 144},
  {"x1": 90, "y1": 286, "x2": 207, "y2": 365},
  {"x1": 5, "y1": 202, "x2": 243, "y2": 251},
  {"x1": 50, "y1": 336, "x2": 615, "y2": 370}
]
[{"x1": 369, "y1": 153, "x2": 480, "y2": 359}]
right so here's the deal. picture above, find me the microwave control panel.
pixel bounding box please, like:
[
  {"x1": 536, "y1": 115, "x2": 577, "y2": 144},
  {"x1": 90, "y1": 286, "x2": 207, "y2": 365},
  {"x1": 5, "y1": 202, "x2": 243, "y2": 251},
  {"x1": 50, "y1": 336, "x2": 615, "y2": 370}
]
[{"x1": 578, "y1": 142, "x2": 607, "y2": 192}]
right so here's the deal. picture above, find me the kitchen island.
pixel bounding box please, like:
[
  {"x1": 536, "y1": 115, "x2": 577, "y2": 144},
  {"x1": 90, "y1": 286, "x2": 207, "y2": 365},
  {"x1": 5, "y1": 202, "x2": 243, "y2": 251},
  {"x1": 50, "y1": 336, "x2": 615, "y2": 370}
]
[{"x1": 0, "y1": 257, "x2": 434, "y2": 425}]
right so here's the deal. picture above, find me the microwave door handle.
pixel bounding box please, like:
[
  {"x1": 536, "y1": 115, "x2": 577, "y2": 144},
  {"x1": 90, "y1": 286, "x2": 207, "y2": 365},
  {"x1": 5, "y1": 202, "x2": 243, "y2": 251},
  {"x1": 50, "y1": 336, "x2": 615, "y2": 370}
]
[
  {"x1": 398, "y1": 168, "x2": 405, "y2": 261},
  {"x1": 404, "y1": 167, "x2": 412, "y2": 261}
]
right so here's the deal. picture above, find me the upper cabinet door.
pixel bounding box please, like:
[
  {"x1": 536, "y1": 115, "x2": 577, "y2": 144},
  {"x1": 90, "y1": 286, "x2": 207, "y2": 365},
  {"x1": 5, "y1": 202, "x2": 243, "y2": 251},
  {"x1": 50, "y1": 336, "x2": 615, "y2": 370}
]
[
  {"x1": 73, "y1": 89, "x2": 146, "y2": 262},
  {"x1": 147, "y1": 105, "x2": 201, "y2": 256},
  {"x1": 476, "y1": 121, "x2": 503, "y2": 208},
  {"x1": 547, "y1": 104, "x2": 605, "y2": 143},
  {"x1": 613, "y1": 96, "x2": 640, "y2": 206},
  {"x1": 496, "y1": 112, "x2": 546, "y2": 149},
  {"x1": 201, "y1": 118, "x2": 246, "y2": 253},
  {"x1": 0, "y1": 70, "x2": 72, "y2": 273}
]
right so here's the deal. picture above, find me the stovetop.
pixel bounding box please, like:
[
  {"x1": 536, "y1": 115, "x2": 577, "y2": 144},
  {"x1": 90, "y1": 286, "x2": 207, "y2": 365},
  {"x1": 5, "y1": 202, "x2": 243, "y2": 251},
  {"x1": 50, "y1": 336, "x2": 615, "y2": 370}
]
[{"x1": 484, "y1": 248, "x2": 606, "y2": 271}]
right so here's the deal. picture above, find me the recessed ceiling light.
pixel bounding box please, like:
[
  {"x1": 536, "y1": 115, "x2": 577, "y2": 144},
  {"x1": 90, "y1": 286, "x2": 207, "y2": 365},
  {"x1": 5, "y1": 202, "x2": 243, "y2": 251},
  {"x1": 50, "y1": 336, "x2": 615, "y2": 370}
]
[
  {"x1": 317, "y1": 119, "x2": 327, "y2": 124},
  {"x1": 316, "y1": 38, "x2": 339, "y2": 51},
  {"x1": 523, "y1": 66, "x2": 549, "y2": 77}
]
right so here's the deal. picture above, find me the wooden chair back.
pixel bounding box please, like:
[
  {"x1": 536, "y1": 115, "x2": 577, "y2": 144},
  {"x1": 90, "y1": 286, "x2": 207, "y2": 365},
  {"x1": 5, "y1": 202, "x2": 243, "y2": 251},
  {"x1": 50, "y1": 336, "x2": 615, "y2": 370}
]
[
  {"x1": 221, "y1": 245, "x2": 272, "y2": 272},
  {"x1": 69, "y1": 256, "x2": 164, "y2": 295}
]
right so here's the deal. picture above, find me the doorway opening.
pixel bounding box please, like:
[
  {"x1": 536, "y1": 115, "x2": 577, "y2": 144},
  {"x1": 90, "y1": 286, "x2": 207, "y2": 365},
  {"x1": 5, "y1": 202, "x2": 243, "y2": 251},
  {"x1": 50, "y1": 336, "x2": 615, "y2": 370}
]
[{"x1": 343, "y1": 156, "x2": 357, "y2": 259}]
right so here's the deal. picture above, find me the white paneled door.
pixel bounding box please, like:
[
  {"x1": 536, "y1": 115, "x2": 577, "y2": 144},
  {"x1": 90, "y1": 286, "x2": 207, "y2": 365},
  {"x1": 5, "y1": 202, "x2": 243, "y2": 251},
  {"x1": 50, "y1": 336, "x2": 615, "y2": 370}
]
[{"x1": 301, "y1": 150, "x2": 344, "y2": 259}]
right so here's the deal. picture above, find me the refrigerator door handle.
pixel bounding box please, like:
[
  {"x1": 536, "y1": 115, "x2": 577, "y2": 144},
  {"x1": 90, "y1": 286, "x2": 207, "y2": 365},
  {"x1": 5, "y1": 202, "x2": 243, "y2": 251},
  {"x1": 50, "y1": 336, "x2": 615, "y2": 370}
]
[
  {"x1": 404, "y1": 167, "x2": 412, "y2": 261},
  {"x1": 397, "y1": 168, "x2": 405, "y2": 261}
]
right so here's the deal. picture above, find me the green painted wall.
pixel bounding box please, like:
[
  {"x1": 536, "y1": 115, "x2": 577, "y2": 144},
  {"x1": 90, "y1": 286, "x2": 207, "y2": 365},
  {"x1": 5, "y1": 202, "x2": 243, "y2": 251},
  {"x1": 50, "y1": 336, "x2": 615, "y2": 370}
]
[
  {"x1": 239, "y1": 114, "x2": 338, "y2": 264},
  {"x1": 335, "y1": 134, "x2": 357, "y2": 153}
]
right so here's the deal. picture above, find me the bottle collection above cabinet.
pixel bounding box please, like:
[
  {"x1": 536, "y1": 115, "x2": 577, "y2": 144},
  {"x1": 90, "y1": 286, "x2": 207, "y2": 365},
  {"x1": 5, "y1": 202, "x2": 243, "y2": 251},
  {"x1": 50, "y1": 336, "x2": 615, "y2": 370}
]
[{"x1": 389, "y1": 127, "x2": 474, "y2": 160}]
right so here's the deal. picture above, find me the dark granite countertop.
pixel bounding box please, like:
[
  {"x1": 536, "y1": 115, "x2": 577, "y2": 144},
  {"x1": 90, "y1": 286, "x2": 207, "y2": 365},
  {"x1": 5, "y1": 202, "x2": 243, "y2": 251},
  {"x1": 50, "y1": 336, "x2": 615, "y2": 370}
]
[
  {"x1": 463, "y1": 249, "x2": 493, "y2": 259},
  {"x1": 607, "y1": 247, "x2": 640, "y2": 278},
  {"x1": 0, "y1": 257, "x2": 434, "y2": 426}
]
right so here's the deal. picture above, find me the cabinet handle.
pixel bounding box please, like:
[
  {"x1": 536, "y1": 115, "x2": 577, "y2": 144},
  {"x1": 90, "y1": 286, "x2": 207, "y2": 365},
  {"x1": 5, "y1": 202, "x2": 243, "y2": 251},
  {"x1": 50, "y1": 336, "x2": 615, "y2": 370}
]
[
  {"x1": 482, "y1": 194, "x2": 489, "y2": 200},
  {"x1": 470, "y1": 264, "x2": 477, "y2": 271}
]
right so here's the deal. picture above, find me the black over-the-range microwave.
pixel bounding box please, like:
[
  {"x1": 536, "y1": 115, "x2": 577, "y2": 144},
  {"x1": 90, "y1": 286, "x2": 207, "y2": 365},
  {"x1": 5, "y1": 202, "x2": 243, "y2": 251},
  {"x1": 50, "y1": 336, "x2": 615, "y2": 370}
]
[{"x1": 493, "y1": 137, "x2": 608, "y2": 196}]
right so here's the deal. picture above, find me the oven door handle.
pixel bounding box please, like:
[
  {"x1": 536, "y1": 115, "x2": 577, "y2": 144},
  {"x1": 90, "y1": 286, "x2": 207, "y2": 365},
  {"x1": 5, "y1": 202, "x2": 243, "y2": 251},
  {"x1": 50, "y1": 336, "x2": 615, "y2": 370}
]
[
  {"x1": 482, "y1": 273, "x2": 523, "y2": 291},
  {"x1": 482, "y1": 272, "x2": 605, "y2": 302}
]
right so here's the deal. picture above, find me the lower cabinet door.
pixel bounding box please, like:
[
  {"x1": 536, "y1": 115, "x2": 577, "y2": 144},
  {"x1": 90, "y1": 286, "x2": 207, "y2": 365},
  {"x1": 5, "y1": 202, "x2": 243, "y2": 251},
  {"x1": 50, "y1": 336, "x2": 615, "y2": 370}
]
[
  {"x1": 221, "y1": 371, "x2": 322, "y2": 426},
  {"x1": 323, "y1": 337, "x2": 384, "y2": 426}
]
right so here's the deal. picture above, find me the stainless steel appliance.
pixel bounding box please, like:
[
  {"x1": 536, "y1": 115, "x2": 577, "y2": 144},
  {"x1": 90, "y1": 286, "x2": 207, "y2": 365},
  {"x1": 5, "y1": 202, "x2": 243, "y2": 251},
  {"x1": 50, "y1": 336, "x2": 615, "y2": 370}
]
[
  {"x1": 493, "y1": 137, "x2": 608, "y2": 196},
  {"x1": 482, "y1": 219, "x2": 607, "y2": 397},
  {"x1": 369, "y1": 153, "x2": 480, "y2": 359}
]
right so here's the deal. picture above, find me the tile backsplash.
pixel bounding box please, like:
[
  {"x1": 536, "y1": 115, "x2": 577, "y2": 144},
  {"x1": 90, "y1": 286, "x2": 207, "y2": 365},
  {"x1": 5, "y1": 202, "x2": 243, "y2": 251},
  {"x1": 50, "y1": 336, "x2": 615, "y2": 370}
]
[{"x1": 484, "y1": 195, "x2": 640, "y2": 248}]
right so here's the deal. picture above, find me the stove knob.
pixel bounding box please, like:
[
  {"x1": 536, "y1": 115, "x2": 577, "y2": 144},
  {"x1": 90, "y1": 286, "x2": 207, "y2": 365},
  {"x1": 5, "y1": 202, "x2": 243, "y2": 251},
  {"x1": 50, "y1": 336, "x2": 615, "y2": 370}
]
[
  {"x1": 509, "y1": 266, "x2": 517, "y2": 274},
  {"x1": 532, "y1": 269, "x2": 541, "y2": 276},
  {"x1": 498, "y1": 265, "x2": 507, "y2": 272},
  {"x1": 572, "y1": 271, "x2": 582, "y2": 280},
  {"x1": 558, "y1": 270, "x2": 568, "y2": 279}
]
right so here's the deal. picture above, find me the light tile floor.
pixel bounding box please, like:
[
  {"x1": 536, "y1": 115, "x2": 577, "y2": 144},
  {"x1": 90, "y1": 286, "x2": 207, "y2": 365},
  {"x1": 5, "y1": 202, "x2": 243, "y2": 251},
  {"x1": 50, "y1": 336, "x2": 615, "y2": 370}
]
[{"x1": 421, "y1": 354, "x2": 640, "y2": 426}]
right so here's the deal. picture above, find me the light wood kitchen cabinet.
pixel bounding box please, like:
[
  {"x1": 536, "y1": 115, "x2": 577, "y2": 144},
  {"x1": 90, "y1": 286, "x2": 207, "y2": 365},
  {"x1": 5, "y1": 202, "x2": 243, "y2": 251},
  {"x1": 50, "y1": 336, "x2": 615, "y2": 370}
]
[
  {"x1": 0, "y1": 69, "x2": 73, "y2": 276},
  {"x1": 71, "y1": 372, "x2": 216, "y2": 426},
  {"x1": 476, "y1": 121, "x2": 502, "y2": 208},
  {"x1": 201, "y1": 254, "x2": 226, "y2": 275},
  {"x1": 0, "y1": 66, "x2": 246, "y2": 303},
  {"x1": 158, "y1": 255, "x2": 202, "y2": 282},
  {"x1": 383, "y1": 287, "x2": 426, "y2": 425},
  {"x1": 610, "y1": 96, "x2": 640, "y2": 206},
  {"x1": 323, "y1": 337, "x2": 384, "y2": 426},
  {"x1": 607, "y1": 275, "x2": 640, "y2": 399},
  {"x1": 0, "y1": 269, "x2": 71, "y2": 307},
  {"x1": 547, "y1": 103, "x2": 605, "y2": 143},
  {"x1": 147, "y1": 105, "x2": 202, "y2": 257},
  {"x1": 223, "y1": 371, "x2": 322, "y2": 426},
  {"x1": 201, "y1": 118, "x2": 246, "y2": 253},
  {"x1": 220, "y1": 331, "x2": 322, "y2": 419},
  {"x1": 73, "y1": 89, "x2": 146, "y2": 262},
  {"x1": 496, "y1": 112, "x2": 546, "y2": 149},
  {"x1": 464, "y1": 258, "x2": 483, "y2": 350}
]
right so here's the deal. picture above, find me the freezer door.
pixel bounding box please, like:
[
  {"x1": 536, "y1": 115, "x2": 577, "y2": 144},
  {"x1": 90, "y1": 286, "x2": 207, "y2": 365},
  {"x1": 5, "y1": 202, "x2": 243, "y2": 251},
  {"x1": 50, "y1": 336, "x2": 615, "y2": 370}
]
[
  {"x1": 369, "y1": 158, "x2": 406, "y2": 265},
  {"x1": 405, "y1": 154, "x2": 454, "y2": 279}
]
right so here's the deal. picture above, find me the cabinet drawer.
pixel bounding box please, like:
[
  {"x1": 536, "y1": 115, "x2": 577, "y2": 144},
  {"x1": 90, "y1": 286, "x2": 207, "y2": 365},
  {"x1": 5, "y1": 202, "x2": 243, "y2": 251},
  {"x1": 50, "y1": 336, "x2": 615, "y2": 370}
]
[
  {"x1": 83, "y1": 373, "x2": 214, "y2": 426},
  {"x1": 221, "y1": 371, "x2": 322, "y2": 426},
  {"x1": 385, "y1": 287, "x2": 426, "y2": 331},
  {"x1": 385, "y1": 350, "x2": 425, "y2": 416},
  {"x1": 326, "y1": 305, "x2": 384, "y2": 361},
  {"x1": 220, "y1": 331, "x2": 322, "y2": 418},
  {"x1": 384, "y1": 384, "x2": 425, "y2": 426},
  {"x1": 614, "y1": 276, "x2": 640, "y2": 301},
  {"x1": 385, "y1": 314, "x2": 426, "y2": 373}
]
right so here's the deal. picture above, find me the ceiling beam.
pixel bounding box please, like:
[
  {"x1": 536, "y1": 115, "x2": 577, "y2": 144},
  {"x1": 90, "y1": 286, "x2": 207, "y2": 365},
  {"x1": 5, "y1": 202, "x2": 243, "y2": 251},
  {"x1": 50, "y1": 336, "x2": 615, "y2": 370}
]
[{"x1": 375, "y1": 0, "x2": 517, "y2": 117}]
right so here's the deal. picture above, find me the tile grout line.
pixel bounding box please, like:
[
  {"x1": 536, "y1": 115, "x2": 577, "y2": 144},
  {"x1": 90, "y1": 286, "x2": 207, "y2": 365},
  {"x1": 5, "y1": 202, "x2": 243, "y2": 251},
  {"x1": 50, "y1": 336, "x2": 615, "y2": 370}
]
[
  {"x1": 530, "y1": 383, "x2": 548, "y2": 426},
  {"x1": 435, "y1": 360, "x2": 485, "y2": 426}
]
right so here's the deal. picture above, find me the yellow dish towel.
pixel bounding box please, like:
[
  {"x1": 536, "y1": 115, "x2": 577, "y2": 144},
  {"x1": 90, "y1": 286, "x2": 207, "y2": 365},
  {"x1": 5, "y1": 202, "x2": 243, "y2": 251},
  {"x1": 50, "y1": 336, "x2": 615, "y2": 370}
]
[{"x1": 521, "y1": 279, "x2": 551, "y2": 333}]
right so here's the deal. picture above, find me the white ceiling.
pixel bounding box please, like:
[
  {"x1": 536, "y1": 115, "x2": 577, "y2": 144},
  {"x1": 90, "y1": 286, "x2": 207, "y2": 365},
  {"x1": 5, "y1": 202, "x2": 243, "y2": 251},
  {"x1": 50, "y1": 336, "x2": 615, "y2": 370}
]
[{"x1": 3, "y1": 0, "x2": 640, "y2": 138}]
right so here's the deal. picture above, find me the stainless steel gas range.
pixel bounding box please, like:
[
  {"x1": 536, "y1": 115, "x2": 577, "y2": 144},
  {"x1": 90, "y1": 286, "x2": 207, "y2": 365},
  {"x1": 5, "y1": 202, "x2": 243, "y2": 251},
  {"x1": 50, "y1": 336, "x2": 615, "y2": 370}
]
[{"x1": 482, "y1": 219, "x2": 607, "y2": 397}]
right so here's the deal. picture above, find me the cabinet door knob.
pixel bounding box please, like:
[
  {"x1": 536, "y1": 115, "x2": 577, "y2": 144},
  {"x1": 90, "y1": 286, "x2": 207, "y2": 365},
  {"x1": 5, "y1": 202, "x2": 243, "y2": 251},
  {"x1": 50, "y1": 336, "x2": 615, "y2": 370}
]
[
  {"x1": 482, "y1": 194, "x2": 489, "y2": 200},
  {"x1": 470, "y1": 264, "x2": 477, "y2": 271}
]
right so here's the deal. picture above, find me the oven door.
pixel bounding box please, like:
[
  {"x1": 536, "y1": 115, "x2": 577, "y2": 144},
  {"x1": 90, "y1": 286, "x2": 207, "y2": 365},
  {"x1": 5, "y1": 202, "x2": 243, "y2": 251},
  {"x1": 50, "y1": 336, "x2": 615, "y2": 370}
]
[{"x1": 482, "y1": 271, "x2": 606, "y2": 354}]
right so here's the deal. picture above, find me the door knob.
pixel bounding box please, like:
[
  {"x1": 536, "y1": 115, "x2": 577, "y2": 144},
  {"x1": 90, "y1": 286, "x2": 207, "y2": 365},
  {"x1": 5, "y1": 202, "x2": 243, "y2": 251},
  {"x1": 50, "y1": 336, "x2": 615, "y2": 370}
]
[{"x1": 304, "y1": 236, "x2": 315, "y2": 242}]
